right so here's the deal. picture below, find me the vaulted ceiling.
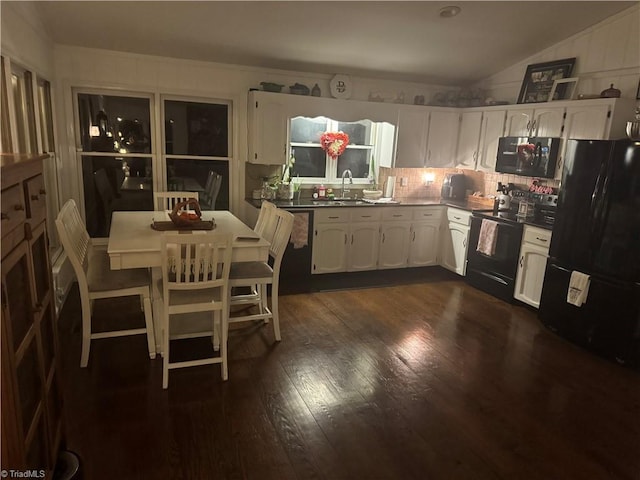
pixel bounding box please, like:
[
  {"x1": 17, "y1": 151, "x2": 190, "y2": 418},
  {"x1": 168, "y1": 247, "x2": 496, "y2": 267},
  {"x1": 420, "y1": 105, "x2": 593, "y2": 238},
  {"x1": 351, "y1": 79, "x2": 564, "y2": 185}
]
[{"x1": 27, "y1": 1, "x2": 637, "y2": 85}]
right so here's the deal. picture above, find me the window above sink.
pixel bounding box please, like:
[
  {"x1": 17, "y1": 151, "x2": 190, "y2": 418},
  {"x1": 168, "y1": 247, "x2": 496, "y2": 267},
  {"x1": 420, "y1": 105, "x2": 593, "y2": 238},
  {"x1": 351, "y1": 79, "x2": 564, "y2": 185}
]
[{"x1": 289, "y1": 116, "x2": 395, "y2": 186}]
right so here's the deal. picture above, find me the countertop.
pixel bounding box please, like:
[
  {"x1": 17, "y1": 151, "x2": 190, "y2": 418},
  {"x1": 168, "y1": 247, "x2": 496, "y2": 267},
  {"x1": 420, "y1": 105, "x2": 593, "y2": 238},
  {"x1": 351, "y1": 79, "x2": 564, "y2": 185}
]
[{"x1": 246, "y1": 197, "x2": 495, "y2": 213}]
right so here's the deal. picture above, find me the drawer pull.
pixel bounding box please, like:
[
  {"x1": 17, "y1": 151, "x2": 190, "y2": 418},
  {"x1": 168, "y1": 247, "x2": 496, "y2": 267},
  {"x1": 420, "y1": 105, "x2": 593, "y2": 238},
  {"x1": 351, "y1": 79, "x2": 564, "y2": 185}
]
[
  {"x1": 31, "y1": 194, "x2": 39, "y2": 201},
  {"x1": 328, "y1": 216, "x2": 339, "y2": 219},
  {"x1": 422, "y1": 214, "x2": 432, "y2": 217},
  {"x1": 392, "y1": 214, "x2": 403, "y2": 217},
  {"x1": 454, "y1": 216, "x2": 461, "y2": 220},
  {"x1": 535, "y1": 237, "x2": 548, "y2": 242},
  {"x1": 361, "y1": 215, "x2": 371, "y2": 218},
  {"x1": 14, "y1": 205, "x2": 24, "y2": 211},
  {"x1": 1, "y1": 213, "x2": 8, "y2": 220},
  {"x1": 39, "y1": 188, "x2": 46, "y2": 195}
]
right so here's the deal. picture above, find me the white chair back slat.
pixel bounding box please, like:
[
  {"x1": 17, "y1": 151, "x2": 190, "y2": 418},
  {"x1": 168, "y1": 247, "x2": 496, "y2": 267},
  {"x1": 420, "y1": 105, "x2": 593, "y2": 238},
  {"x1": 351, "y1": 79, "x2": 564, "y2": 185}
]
[
  {"x1": 269, "y1": 209, "x2": 295, "y2": 263},
  {"x1": 155, "y1": 191, "x2": 199, "y2": 211},
  {"x1": 254, "y1": 201, "x2": 277, "y2": 243},
  {"x1": 56, "y1": 199, "x2": 93, "y2": 280},
  {"x1": 161, "y1": 232, "x2": 232, "y2": 291}
]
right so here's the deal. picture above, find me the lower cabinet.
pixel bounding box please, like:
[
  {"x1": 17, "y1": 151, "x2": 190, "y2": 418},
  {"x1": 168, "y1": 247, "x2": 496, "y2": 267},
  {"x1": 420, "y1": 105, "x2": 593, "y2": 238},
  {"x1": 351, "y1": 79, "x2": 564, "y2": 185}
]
[
  {"x1": 514, "y1": 225, "x2": 552, "y2": 308},
  {"x1": 440, "y1": 208, "x2": 472, "y2": 276},
  {"x1": 312, "y1": 205, "x2": 442, "y2": 274}
]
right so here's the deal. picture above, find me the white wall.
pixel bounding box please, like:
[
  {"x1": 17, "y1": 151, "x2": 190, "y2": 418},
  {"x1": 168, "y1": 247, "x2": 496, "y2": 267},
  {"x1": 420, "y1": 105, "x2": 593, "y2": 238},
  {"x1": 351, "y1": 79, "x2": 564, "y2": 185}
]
[
  {"x1": 0, "y1": 2, "x2": 54, "y2": 77},
  {"x1": 477, "y1": 4, "x2": 640, "y2": 103},
  {"x1": 50, "y1": 46, "x2": 454, "y2": 223}
]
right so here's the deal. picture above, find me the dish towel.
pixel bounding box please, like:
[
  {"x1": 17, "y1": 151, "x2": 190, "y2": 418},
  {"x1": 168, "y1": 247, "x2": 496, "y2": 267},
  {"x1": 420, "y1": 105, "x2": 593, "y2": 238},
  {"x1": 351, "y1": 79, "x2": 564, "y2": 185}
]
[
  {"x1": 290, "y1": 212, "x2": 309, "y2": 249},
  {"x1": 476, "y1": 219, "x2": 498, "y2": 256},
  {"x1": 567, "y1": 271, "x2": 591, "y2": 307}
]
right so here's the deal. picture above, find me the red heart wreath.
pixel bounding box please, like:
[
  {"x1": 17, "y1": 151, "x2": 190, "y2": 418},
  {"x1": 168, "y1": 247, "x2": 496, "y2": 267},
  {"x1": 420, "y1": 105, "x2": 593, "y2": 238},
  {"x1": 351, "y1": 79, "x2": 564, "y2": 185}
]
[{"x1": 320, "y1": 131, "x2": 350, "y2": 160}]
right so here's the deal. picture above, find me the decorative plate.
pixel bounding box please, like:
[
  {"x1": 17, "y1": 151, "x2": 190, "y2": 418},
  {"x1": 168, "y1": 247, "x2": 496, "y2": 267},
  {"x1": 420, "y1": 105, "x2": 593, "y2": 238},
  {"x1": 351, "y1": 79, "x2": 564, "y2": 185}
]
[{"x1": 330, "y1": 74, "x2": 352, "y2": 99}]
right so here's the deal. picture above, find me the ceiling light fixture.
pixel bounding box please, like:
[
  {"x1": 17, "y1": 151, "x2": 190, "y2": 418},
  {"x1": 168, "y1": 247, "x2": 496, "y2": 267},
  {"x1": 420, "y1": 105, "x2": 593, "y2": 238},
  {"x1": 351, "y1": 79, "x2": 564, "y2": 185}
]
[{"x1": 439, "y1": 5, "x2": 461, "y2": 18}]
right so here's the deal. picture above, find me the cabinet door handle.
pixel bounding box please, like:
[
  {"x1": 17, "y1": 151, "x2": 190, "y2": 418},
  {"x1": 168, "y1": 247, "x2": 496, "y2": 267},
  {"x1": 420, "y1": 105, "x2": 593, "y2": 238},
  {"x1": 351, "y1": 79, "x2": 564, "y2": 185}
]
[
  {"x1": 531, "y1": 120, "x2": 537, "y2": 135},
  {"x1": 328, "y1": 216, "x2": 339, "y2": 219},
  {"x1": 361, "y1": 215, "x2": 371, "y2": 218},
  {"x1": 344, "y1": 234, "x2": 347, "y2": 244},
  {"x1": 382, "y1": 233, "x2": 385, "y2": 243},
  {"x1": 351, "y1": 235, "x2": 354, "y2": 245},
  {"x1": 463, "y1": 237, "x2": 467, "y2": 247},
  {"x1": 412, "y1": 231, "x2": 416, "y2": 241},
  {"x1": 526, "y1": 120, "x2": 531, "y2": 133},
  {"x1": 520, "y1": 256, "x2": 524, "y2": 268}
]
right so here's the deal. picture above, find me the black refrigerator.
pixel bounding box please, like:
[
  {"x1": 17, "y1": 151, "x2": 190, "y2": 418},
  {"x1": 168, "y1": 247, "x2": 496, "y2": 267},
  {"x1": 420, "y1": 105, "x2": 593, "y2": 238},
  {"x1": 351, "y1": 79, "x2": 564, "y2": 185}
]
[{"x1": 539, "y1": 139, "x2": 640, "y2": 368}]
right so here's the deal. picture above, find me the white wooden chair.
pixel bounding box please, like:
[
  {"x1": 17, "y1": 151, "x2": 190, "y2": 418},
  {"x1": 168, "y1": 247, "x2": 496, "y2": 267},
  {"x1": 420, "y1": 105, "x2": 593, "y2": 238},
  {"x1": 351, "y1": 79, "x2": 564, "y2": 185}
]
[
  {"x1": 55, "y1": 199, "x2": 156, "y2": 367},
  {"x1": 229, "y1": 208, "x2": 294, "y2": 341},
  {"x1": 154, "y1": 191, "x2": 199, "y2": 211},
  {"x1": 254, "y1": 201, "x2": 277, "y2": 243},
  {"x1": 202, "y1": 172, "x2": 222, "y2": 209},
  {"x1": 159, "y1": 231, "x2": 233, "y2": 388}
]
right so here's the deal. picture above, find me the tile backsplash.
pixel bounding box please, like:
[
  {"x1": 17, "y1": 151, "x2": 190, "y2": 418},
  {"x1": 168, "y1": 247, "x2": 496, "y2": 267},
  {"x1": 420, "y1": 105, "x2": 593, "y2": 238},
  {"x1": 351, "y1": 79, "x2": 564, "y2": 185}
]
[{"x1": 380, "y1": 167, "x2": 560, "y2": 199}]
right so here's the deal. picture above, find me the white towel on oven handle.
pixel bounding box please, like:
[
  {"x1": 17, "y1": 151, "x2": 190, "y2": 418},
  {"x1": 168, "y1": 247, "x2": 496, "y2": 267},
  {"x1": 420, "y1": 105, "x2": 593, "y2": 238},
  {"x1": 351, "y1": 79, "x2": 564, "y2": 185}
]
[{"x1": 476, "y1": 219, "x2": 498, "y2": 256}]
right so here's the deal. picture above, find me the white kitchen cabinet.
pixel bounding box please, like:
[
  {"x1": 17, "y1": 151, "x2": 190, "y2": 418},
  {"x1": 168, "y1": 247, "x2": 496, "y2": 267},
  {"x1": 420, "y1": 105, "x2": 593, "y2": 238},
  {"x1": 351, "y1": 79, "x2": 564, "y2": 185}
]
[
  {"x1": 349, "y1": 222, "x2": 380, "y2": 271},
  {"x1": 425, "y1": 110, "x2": 460, "y2": 168},
  {"x1": 312, "y1": 222, "x2": 349, "y2": 274},
  {"x1": 395, "y1": 107, "x2": 459, "y2": 168},
  {"x1": 504, "y1": 106, "x2": 565, "y2": 138},
  {"x1": 312, "y1": 208, "x2": 382, "y2": 274},
  {"x1": 455, "y1": 111, "x2": 483, "y2": 169},
  {"x1": 247, "y1": 91, "x2": 289, "y2": 165},
  {"x1": 476, "y1": 109, "x2": 506, "y2": 172},
  {"x1": 514, "y1": 226, "x2": 552, "y2": 308},
  {"x1": 554, "y1": 98, "x2": 635, "y2": 179},
  {"x1": 408, "y1": 207, "x2": 442, "y2": 267},
  {"x1": 395, "y1": 107, "x2": 429, "y2": 167},
  {"x1": 440, "y1": 208, "x2": 472, "y2": 276},
  {"x1": 379, "y1": 222, "x2": 411, "y2": 269}
]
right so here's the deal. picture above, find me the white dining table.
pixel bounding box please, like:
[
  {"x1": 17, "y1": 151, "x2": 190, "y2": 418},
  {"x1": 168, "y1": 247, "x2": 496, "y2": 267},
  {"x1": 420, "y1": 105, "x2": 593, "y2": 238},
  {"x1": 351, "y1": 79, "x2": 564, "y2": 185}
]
[{"x1": 107, "y1": 210, "x2": 269, "y2": 349}]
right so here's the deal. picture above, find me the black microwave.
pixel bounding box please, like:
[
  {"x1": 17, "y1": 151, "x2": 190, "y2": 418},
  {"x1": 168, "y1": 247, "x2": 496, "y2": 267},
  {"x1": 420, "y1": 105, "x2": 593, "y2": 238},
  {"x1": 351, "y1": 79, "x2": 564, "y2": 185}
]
[{"x1": 496, "y1": 137, "x2": 561, "y2": 178}]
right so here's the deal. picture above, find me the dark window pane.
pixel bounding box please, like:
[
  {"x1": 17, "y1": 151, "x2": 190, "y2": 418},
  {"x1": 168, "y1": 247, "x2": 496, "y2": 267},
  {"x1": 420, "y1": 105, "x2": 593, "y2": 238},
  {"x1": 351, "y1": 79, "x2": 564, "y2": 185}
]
[
  {"x1": 77, "y1": 94, "x2": 151, "y2": 154},
  {"x1": 336, "y1": 120, "x2": 372, "y2": 146},
  {"x1": 82, "y1": 155, "x2": 153, "y2": 237},
  {"x1": 290, "y1": 147, "x2": 326, "y2": 178},
  {"x1": 166, "y1": 159, "x2": 229, "y2": 210},
  {"x1": 336, "y1": 149, "x2": 371, "y2": 178},
  {"x1": 164, "y1": 100, "x2": 228, "y2": 157},
  {"x1": 290, "y1": 117, "x2": 328, "y2": 143}
]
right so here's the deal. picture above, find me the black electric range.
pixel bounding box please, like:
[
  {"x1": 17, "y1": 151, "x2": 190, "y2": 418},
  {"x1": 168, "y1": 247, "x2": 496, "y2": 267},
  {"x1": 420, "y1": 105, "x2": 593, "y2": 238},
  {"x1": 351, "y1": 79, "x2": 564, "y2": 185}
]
[{"x1": 466, "y1": 192, "x2": 557, "y2": 302}]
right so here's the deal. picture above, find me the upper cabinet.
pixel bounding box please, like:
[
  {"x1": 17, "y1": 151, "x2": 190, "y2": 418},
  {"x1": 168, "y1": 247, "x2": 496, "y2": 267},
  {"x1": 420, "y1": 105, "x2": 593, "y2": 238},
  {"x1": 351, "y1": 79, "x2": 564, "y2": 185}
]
[
  {"x1": 476, "y1": 108, "x2": 506, "y2": 172},
  {"x1": 395, "y1": 106, "x2": 459, "y2": 168},
  {"x1": 455, "y1": 111, "x2": 483, "y2": 169},
  {"x1": 504, "y1": 106, "x2": 565, "y2": 137},
  {"x1": 247, "y1": 91, "x2": 289, "y2": 165}
]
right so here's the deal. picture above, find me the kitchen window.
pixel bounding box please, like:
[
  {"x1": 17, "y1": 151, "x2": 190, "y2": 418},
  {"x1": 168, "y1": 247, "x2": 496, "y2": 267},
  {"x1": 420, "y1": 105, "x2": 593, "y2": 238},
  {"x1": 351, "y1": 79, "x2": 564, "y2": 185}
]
[
  {"x1": 162, "y1": 96, "x2": 231, "y2": 210},
  {"x1": 74, "y1": 90, "x2": 155, "y2": 237},
  {"x1": 289, "y1": 116, "x2": 394, "y2": 185}
]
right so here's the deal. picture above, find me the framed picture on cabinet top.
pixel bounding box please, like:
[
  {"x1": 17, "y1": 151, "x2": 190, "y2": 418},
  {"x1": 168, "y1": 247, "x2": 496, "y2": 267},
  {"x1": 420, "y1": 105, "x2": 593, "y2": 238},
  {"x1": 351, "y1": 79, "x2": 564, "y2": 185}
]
[
  {"x1": 517, "y1": 57, "x2": 576, "y2": 104},
  {"x1": 548, "y1": 77, "x2": 579, "y2": 102}
]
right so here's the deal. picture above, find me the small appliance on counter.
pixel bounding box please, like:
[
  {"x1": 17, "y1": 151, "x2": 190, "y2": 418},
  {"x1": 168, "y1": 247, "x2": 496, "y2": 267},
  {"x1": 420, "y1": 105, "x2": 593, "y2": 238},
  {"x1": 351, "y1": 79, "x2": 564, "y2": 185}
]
[
  {"x1": 441, "y1": 173, "x2": 466, "y2": 200},
  {"x1": 496, "y1": 182, "x2": 515, "y2": 211}
]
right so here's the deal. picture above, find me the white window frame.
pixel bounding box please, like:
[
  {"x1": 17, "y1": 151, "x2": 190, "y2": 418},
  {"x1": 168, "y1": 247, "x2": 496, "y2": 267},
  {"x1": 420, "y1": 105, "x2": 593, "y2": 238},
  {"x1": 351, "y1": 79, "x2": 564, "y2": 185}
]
[{"x1": 290, "y1": 116, "x2": 385, "y2": 186}]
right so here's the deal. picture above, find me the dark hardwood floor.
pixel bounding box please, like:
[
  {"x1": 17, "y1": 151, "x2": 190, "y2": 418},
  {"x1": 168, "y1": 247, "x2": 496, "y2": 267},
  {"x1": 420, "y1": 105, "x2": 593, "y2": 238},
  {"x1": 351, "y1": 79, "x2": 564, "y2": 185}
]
[{"x1": 56, "y1": 269, "x2": 640, "y2": 480}]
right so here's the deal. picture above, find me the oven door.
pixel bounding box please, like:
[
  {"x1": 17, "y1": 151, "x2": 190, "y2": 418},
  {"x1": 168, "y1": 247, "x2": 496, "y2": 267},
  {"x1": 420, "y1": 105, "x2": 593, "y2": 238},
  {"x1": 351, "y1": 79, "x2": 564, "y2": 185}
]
[{"x1": 466, "y1": 215, "x2": 524, "y2": 302}]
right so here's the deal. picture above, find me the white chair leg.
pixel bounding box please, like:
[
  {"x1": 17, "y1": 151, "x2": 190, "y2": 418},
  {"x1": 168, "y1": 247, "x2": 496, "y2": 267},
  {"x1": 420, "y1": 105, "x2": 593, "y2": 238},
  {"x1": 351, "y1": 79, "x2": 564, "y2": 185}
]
[
  {"x1": 80, "y1": 294, "x2": 92, "y2": 368},
  {"x1": 260, "y1": 284, "x2": 270, "y2": 324},
  {"x1": 142, "y1": 292, "x2": 156, "y2": 359},
  {"x1": 271, "y1": 282, "x2": 281, "y2": 341},
  {"x1": 162, "y1": 311, "x2": 170, "y2": 389},
  {"x1": 212, "y1": 311, "x2": 220, "y2": 352}
]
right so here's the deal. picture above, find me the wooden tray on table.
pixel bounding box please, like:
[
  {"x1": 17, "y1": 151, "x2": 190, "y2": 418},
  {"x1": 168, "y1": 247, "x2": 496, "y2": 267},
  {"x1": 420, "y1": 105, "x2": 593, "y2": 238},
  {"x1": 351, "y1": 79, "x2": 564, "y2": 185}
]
[{"x1": 151, "y1": 219, "x2": 215, "y2": 231}]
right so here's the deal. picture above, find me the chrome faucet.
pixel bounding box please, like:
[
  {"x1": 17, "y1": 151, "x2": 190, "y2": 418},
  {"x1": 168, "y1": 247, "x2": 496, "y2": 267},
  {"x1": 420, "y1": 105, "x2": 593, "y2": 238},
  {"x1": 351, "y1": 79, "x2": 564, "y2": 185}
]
[{"x1": 341, "y1": 169, "x2": 353, "y2": 198}]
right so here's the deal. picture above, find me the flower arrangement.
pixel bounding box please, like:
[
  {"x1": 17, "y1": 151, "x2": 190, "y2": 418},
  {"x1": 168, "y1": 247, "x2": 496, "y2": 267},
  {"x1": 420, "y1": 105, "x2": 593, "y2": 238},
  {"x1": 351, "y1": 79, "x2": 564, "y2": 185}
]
[{"x1": 320, "y1": 131, "x2": 350, "y2": 160}]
